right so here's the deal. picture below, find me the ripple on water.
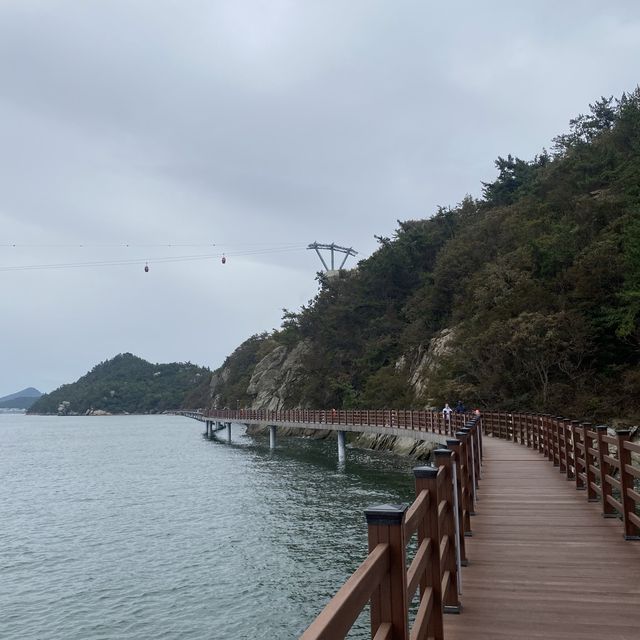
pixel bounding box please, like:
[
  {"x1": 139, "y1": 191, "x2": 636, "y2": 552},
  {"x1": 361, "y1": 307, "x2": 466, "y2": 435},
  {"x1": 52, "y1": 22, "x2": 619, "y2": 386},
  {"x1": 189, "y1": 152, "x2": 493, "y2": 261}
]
[{"x1": 0, "y1": 415, "x2": 415, "y2": 639}]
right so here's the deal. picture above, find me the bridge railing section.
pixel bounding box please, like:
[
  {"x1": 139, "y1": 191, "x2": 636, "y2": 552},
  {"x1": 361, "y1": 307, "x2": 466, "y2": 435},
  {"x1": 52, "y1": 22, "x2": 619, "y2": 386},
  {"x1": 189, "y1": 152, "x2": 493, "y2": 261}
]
[
  {"x1": 172, "y1": 410, "x2": 204, "y2": 421},
  {"x1": 204, "y1": 408, "x2": 470, "y2": 436},
  {"x1": 299, "y1": 418, "x2": 481, "y2": 640},
  {"x1": 482, "y1": 412, "x2": 640, "y2": 540}
]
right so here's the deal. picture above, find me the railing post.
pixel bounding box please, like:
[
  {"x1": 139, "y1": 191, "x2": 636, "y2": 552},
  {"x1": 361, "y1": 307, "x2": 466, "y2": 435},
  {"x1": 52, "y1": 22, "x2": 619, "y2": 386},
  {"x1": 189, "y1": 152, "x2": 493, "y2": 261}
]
[
  {"x1": 616, "y1": 430, "x2": 640, "y2": 540},
  {"x1": 455, "y1": 431, "x2": 473, "y2": 535},
  {"x1": 446, "y1": 439, "x2": 468, "y2": 566},
  {"x1": 470, "y1": 421, "x2": 481, "y2": 484},
  {"x1": 534, "y1": 415, "x2": 542, "y2": 452},
  {"x1": 460, "y1": 427, "x2": 476, "y2": 512},
  {"x1": 557, "y1": 417, "x2": 567, "y2": 473},
  {"x1": 413, "y1": 467, "x2": 444, "y2": 640},
  {"x1": 545, "y1": 415, "x2": 554, "y2": 463},
  {"x1": 364, "y1": 504, "x2": 410, "y2": 639},
  {"x1": 554, "y1": 417, "x2": 562, "y2": 467},
  {"x1": 564, "y1": 418, "x2": 575, "y2": 480},
  {"x1": 580, "y1": 422, "x2": 606, "y2": 502},
  {"x1": 432, "y1": 450, "x2": 461, "y2": 613},
  {"x1": 572, "y1": 421, "x2": 586, "y2": 491},
  {"x1": 595, "y1": 426, "x2": 616, "y2": 518}
]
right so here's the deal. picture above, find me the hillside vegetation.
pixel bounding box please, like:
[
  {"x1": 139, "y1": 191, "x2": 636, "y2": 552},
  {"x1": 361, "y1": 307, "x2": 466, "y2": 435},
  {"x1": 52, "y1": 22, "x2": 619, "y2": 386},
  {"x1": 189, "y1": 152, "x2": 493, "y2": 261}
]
[
  {"x1": 208, "y1": 90, "x2": 640, "y2": 423},
  {"x1": 29, "y1": 353, "x2": 210, "y2": 415}
]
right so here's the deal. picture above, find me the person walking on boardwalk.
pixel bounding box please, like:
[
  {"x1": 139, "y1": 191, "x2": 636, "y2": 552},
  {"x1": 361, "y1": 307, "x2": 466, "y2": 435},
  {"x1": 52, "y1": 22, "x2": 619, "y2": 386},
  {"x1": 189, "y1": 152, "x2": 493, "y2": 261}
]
[
  {"x1": 442, "y1": 403, "x2": 452, "y2": 424},
  {"x1": 455, "y1": 400, "x2": 465, "y2": 414}
]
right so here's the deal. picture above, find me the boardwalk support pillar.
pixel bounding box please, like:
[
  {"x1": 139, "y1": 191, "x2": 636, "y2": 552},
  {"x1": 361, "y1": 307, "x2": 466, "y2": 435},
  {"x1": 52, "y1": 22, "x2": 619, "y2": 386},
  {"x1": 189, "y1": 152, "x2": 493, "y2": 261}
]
[
  {"x1": 337, "y1": 430, "x2": 346, "y2": 463},
  {"x1": 269, "y1": 425, "x2": 277, "y2": 450},
  {"x1": 227, "y1": 422, "x2": 232, "y2": 443}
]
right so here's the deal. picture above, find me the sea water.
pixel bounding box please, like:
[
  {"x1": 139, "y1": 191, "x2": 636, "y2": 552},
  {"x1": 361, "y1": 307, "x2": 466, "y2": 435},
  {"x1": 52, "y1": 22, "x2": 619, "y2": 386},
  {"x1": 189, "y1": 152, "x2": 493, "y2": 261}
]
[{"x1": 0, "y1": 414, "x2": 417, "y2": 639}]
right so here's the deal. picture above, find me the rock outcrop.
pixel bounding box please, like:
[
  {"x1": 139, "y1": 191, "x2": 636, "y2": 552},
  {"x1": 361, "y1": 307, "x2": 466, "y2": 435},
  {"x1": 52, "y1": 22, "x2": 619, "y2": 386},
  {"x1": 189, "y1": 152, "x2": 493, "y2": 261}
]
[
  {"x1": 209, "y1": 365, "x2": 232, "y2": 409},
  {"x1": 246, "y1": 340, "x2": 311, "y2": 410},
  {"x1": 350, "y1": 432, "x2": 440, "y2": 460},
  {"x1": 245, "y1": 425, "x2": 441, "y2": 461},
  {"x1": 396, "y1": 327, "x2": 457, "y2": 405}
]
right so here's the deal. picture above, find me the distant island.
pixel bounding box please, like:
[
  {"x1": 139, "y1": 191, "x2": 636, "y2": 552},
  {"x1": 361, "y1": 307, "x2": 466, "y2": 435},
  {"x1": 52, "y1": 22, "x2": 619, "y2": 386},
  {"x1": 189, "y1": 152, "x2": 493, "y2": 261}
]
[
  {"x1": 0, "y1": 387, "x2": 42, "y2": 410},
  {"x1": 28, "y1": 353, "x2": 211, "y2": 415}
]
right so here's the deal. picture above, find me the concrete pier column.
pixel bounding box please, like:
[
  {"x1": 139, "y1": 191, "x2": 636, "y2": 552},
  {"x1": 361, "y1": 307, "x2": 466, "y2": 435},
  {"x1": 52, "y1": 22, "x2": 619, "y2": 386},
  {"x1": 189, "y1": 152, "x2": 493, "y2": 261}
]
[
  {"x1": 227, "y1": 422, "x2": 232, "y2": 443},
  {"x1": 206, "y1": 420, "x2": 211, "y2": 438},
  {"x1": 337, "y1": 430, "x2": 346, "y2": 463},
  {"x1": 269, "y1": 425, "x2": 277, "y2": 449}
]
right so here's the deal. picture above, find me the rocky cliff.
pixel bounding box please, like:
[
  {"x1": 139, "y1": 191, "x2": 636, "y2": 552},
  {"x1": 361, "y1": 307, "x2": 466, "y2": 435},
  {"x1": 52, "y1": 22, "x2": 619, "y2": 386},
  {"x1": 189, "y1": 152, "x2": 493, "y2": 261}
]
[
  {"x1": 209, "y1": 338, "x2": 312, "y2": 410},
  {"x1": 208, "y1": 330, "x2": 455, "y2": 413}
]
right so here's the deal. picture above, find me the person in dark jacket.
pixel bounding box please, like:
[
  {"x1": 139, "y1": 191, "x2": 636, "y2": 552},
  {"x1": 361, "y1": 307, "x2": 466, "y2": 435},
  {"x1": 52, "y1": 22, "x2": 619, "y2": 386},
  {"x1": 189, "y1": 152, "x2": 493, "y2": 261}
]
[{"x1": 455, "y1": 400, "x2": 465, "y2": 414}]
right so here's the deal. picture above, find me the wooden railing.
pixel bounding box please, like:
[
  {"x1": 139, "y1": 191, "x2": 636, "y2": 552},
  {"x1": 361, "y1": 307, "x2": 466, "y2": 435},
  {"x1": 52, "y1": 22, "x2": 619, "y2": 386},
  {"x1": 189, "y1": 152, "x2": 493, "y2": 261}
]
[
  {"x1": 482, "y1": 412, "x2": 640, "y2": 540},
  {"x1": 177, "y1": 407, "x2": 638, "y2": 637},
  {"x1": 173, "y1": 410, "x2": 205, "y2": 421},
  {"x1": 299, "y1": 417, "x2": 482, "y2": 640},
  {"x1": 203, "y1": 407, "x2": 471, "y2": 436}
]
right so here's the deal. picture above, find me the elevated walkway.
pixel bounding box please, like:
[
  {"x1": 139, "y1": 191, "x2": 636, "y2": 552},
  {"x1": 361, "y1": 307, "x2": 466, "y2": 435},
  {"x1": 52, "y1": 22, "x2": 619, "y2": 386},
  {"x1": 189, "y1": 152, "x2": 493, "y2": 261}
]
[{"x1": 444, "y1": 436, "x2": 640, "y2": 639}]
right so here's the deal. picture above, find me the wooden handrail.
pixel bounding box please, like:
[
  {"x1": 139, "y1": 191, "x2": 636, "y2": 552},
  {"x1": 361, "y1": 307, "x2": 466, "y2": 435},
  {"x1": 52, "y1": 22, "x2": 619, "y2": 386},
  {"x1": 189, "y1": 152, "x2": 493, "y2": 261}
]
[
  {"x1": 300, "y1": 543, "x2": 390, "y2": 640},
  {"x1": 177, "y1": 408, "x2": 637, "y2": 635},
  {"x1": 201, "y1": 407, "x2": 476, "y2": 436},
  {"x1": 298, "y1": 418, "x2": 482, "y2": 639},
  {"x1": 483, "y1": 413, "x2": 640, "y2": 541}
]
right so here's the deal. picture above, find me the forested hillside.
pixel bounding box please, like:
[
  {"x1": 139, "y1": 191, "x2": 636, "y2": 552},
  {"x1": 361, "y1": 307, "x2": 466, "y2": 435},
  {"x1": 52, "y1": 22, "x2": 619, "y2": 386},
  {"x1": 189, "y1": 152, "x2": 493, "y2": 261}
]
[
  {"x1": 209, "y1": 90, "x2": 640, "y2": 423},
  {"x1": 29, "y1": 353, "x2": 210, "y2": 415}
]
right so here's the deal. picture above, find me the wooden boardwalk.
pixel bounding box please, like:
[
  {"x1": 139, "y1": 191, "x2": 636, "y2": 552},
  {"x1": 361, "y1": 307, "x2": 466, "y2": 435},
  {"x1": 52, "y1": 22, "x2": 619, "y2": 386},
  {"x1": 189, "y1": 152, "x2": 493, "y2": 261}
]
[{"x1": 444, "y1": 435, "x2": 640, "y2": 640}]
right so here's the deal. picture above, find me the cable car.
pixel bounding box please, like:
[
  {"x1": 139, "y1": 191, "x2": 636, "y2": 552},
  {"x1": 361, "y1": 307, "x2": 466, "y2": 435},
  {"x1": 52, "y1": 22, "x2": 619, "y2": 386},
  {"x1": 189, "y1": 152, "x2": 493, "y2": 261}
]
[
  {"x1": 144, "y1": 263, "x2": 149, "y2": 273},
  {"x1": 221, "y1": 255, "x2": 226, "y2": 264}
]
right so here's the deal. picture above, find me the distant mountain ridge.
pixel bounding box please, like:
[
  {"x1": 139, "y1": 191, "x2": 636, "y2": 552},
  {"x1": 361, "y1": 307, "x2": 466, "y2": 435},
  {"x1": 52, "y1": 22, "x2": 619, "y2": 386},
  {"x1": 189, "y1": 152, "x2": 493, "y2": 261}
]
[
  {"x1": 0, "y1": 387, "x2": 42, "y2": 409},
  {"x1": 28, "y1": 354, "x2": 211, "y2": 415}
]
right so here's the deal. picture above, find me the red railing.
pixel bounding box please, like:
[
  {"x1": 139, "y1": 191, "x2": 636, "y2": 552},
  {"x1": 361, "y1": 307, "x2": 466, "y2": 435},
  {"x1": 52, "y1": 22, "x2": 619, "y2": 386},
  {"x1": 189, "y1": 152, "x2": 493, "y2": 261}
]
[
  {"x1": 298, "y1": 417, "x2": 481, "y2": 640},
  {"x1": 178, "y1": 408, "x2": 638, "y2": 637},
  {"x1": 202, "y1": 407, "x2": 471, "y2": 437},
  {"x1": 482, "y1": 412, "x2": 640, "y2": 540}
]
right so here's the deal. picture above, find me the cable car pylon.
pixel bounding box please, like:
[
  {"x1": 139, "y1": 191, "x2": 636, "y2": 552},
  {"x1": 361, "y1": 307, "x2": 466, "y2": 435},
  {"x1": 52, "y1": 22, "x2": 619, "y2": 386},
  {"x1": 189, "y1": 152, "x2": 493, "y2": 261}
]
[{"x1": 307, "y1": 242, "x2": 358, "y2": 277}]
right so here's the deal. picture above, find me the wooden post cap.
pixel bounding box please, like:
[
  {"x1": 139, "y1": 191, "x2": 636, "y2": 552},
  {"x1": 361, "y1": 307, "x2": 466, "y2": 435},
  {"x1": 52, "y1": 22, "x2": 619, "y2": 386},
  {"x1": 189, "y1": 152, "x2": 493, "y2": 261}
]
[
  {"x1": 446, "y1": 439, "x2": 460, "y2": 446},
  {"x1": 455, "y1": 431, "x2": 467, "y2": 438},
  {"x1": 364, "y1": 503, "x2": 408, "y2": 525},
  {"x1": 595, "y1": 425, "x2": 608, "y2": 432},
  {"x1": 433, "y1": 448, "x2": 454, "y2": 459},
  {"x1": 413, "y1": 465, "x2": 439, "y2": 479},
  {"x1": 616, "y1": 429, "x2": 631, "y2": 436}
]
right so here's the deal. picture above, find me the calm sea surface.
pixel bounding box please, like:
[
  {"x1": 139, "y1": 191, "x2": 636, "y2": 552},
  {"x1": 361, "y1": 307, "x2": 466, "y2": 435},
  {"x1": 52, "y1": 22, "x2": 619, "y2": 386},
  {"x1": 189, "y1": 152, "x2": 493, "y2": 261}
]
[{"x1": 0, "y1": 414, "x2": 418, "y2": 639}]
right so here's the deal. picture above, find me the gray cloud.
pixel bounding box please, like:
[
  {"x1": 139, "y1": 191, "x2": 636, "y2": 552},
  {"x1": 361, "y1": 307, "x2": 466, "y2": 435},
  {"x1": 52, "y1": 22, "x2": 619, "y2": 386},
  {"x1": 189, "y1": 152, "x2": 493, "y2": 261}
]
[{"x1": 2, "y1": 0, "x2": 640, "y2": 393}]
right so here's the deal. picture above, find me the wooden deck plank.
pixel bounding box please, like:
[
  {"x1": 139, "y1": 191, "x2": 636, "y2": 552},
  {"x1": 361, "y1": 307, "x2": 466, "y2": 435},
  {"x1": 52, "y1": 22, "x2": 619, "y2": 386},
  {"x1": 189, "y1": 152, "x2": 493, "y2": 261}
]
[{"x1": 444, "y1": 436, "x2": 640, "y2": 640}]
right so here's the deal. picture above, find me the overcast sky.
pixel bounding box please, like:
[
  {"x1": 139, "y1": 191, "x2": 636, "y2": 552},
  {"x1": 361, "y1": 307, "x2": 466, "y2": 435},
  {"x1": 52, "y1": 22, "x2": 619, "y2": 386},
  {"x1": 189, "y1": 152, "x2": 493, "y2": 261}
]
[{"x1": 2, "y1": 0, "x2": 640, "y2": 396}]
